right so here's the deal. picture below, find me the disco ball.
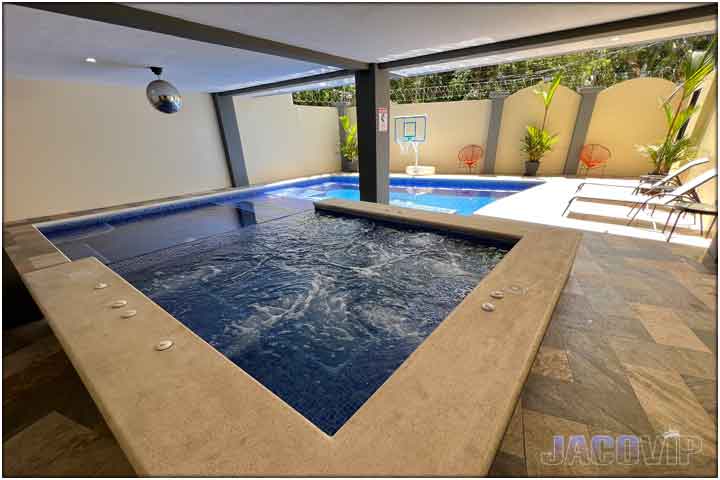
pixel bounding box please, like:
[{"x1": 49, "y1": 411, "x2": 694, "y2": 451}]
[{"x1": 146, "y1": 78, "x2": 182, "y2": 114}]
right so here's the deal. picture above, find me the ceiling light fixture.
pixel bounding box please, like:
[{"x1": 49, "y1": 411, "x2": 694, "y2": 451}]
[
  {"x1": 146, "y1": 66, "x2": 182, "y2": 114},
  {"x1": 85, "y1": 57, "x2": 97, "y2": 63}
]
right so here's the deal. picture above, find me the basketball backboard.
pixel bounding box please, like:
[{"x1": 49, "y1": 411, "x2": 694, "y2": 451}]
[{"x1": 394, "y1": 115, "x2": 427, "y2": 144}]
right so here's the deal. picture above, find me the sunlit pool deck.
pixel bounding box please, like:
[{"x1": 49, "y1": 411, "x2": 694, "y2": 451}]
[{"x1": 4, "y1": 174, "x2": 717, "y2": 476}]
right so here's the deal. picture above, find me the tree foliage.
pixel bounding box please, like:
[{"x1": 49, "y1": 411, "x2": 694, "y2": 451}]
[{"x1": 292, "y1": 35, "x2": 713, "y2": 106}]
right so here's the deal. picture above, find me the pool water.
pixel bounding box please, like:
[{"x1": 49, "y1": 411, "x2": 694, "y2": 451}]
[
  {"x1": 40, "y1": 176, "x2": 524, "y2": 435},
  {"x1": 269, "y1": 179, "x2": 529, "y2": 215}
]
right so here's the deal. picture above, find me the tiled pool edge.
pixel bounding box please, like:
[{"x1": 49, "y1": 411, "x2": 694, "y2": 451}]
[
  {"x1": 18, "y1": 173, "x2": 540, "y2": 234},
  {"x1": 17, "y1": 198, "x2": 580, "y2": 475},
  {"x1": 315, "y1": 200, "x2": 582, "y2": 474}
]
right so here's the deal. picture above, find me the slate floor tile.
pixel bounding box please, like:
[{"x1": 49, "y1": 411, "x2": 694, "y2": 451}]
[
  {"x1": 523, "y1": 409, "x2": 599, "y2": 476},
  {"x1": 2, "y1": 412, "x2": 134, "y2": 477},
  {"x1": 608, "y1": 335, "x2": 716, "y2": 380},
  {"x1": 682, "y1": 375, "x2": 718, "y2": 419},
  {"x1": 522, "y1": 373, "x2": 656, "y2": 437},
  {"x1": 531, "y1": 346, "x2": 574, "y2": 383},
  {"x1": 632, "y1": 304, "x2": 713, "y2": 353},
  {"x1": 624, "y1": 363, "x2": 717, "y2": 459}
]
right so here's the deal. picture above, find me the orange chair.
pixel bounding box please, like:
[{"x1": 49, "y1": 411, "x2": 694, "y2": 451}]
[
  {"x1": 578, "y1": 144, "x2": 611, "y2": 177},
  {"x1": 458, "y1": 145, "x2": 484, "y2": 174}
]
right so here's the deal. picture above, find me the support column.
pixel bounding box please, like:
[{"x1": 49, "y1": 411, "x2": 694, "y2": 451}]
[
  {"x1": 212, "y1": 93, "x2": 249, "y2": 187},
  {"x1": 355, "y1": 65, "x2": 390, "y2": 203},
  {"x1": 564, "y1": 87, "x2": 603, "y2": 176},
  {"x1": 484, "y1": 91, "x2": 508, "y2": 174}
]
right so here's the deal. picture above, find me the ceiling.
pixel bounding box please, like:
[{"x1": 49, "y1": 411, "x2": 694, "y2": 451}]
[
  {"x1": 3, "y1": 4, "x2": 336, "y2": 92},
  {"x1": 135, "y1": 3, "x2": 708, "y2": 63},
  {"x1": 3, "y1": 3, "x2": 715, "y2": 93}
]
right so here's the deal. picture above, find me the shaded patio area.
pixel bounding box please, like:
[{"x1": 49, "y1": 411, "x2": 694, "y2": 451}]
[{"x1": 2, "y1": 2, "x2": 716, "y2": 477}]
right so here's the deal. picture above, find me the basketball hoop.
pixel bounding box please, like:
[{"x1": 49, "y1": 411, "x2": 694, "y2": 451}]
[{"x1": 394, "y1": 115, "x2": 434, "y2": 176}]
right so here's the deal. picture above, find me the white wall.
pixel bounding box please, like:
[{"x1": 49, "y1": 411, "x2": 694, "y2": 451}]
[
  {"x1": 233, "y1": 94, "x2": 340, "y2": 185},
  {"x1": 4, "y1": 77, "x2": 231, "y2": 222}
]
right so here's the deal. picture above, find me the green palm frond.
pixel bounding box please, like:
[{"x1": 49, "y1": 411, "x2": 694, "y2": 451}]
[
  {"x1": 662, "y1": 101, "x2": 675, "y2": 126},
  {"x1": 533, "y1": 73, "x2": 563, "y2": 109},
  {"x1": 644, "y1": 36, "x2": 716, "y2": 173},
  {"x1": 663, "y1": 36, "x2": 716, "y2": 107},
  {"x1": 638, "y1": 137, "x2": 698, "y2": 173},
  {"x1": 544, "y1": 73, "x2": 563, "y2": 108},
  {"x1": 340, "y1": 115, "x2": 350, "y2": 132},
  {"x1": 521, "y1": 125, "x2": 558, "y2": 162},
  {"x1": 339, "y1": 115, "x2": 358, "y2": 162}
]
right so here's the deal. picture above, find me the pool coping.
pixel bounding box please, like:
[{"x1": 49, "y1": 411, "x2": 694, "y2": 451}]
[{"x1": 15, "y1": 191, "x2": 581, "y2": 476}]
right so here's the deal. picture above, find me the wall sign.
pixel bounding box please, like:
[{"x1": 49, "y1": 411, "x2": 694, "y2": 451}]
[{"x1": 377, "y1": 107, "x2": 388, "y2": 132}]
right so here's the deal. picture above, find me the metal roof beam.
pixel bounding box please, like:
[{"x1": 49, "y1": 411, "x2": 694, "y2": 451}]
[
  {"x1": 379, "y1": 5, "x2": 717, "y2": 71},
  {"x1": 216, "y1": 70, "x2": 354, "y2": 97}
]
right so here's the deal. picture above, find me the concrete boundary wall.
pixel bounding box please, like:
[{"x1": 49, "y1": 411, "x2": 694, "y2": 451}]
[
  {"x1": 346, "y1": 100, "x2": 492, "y2": 174},
  {"x1": 494, "y1": 84, "x2": 581, "y2": 176},
  {"x1": 583, "y1": 77, "x2": 679, "y2": 178},
  {"x1": 340, "y1": 77, "x2": 714, "y2": 180}
]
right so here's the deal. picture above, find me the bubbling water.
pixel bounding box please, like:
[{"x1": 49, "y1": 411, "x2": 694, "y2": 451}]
[{"x1": 112, "y1": 210, "x2": 509, "y2": 435}]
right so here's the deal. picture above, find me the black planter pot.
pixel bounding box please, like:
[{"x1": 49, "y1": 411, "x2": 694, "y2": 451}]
[
  {"x1": 342, "y1": 158, "x2": 358, "y2": 173},
  {"x1": 524, "y1": 160, "x2": 540, "y2": 176}
]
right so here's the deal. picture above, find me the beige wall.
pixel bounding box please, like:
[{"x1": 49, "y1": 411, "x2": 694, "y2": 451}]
[
  {"x1": 346, "y1": 100, "x2": 492, "y2": 174},
  {"x1": 495, "y1": 84, "x2": 580, "y2": 176},
  {"x1": 389, "y1": 100, "x2": 491, "y2": 173},
  {"x1": 685, "y1": 72, "x2": 717, "y2": 205},
  {"x1": 233, "y1": 94, "x2": 340, "y2": 185},
  {"x1": 4, "y1": 77, "x2": 230, "y2": 222},
  {"x1": 583, "y1": 77, "x2": 678, "y2": 177}
]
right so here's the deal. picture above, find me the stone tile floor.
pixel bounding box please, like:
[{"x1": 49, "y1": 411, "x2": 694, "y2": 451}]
[
  {"x1": 3, "y1": 231, "x2": 717, "y2": 476},
  {"x1": 2, "y1": 320, "x2": 135, "y2": 476},
  {"x1": 489, "y1": 232, "x2": 717, "y2": 476}
]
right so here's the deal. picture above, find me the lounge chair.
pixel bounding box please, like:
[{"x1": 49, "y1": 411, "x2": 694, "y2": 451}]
[
  {"x1": 662, "y1": 201, "x2": 718, "y2": 242},
  {"x1": 574, "y1": 157, "x2": 710, "y2": 195},
  {"x1": 562, "y1": 168, "x2": 717, "y2": 221}
]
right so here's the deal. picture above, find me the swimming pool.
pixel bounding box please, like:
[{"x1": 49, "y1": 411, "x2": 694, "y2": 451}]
[
  {"x1": 40, "y1": 175, "x2": 539, "y2": 264},
  {"x1": 271, "y1": 175, "x2": 540, "y2": 215},
  {"x1": 39, "y1": 176, "x2": 531, "y2": 435}
]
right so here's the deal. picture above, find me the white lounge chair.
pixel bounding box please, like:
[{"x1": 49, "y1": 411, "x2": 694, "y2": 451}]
[
  {"x1": 574, "y1": 157, "x2": 710, "y2": 195},
  {"x1": 562, "y1": 169, "x2": 718, "y2": 223}
]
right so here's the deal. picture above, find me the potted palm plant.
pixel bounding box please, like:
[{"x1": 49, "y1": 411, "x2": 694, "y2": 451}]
[
  {"x1": 339, "y1": 115, "x2": 358, "y2": 172},
  {"x1": 521, "y1": 73, "x2": 562, "y2": 176},
  {"x1": 638, "y1": 38, "x2": 716, "y2": 175}
]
